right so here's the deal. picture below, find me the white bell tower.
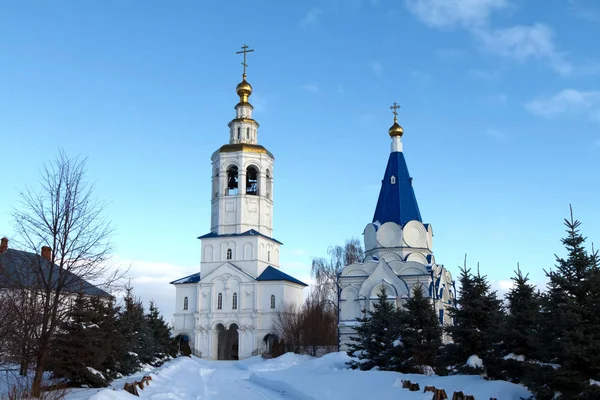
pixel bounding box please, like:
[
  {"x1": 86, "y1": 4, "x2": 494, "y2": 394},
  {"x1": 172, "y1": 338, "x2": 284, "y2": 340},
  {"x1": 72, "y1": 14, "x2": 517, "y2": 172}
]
[{"x1": 209, "y1": 45, "x2": 275, "y2": 237}]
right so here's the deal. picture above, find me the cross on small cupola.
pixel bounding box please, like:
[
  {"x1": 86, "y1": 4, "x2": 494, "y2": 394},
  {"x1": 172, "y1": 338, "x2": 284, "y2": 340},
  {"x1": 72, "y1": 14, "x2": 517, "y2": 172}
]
[
  {"x1": 236, "y1": 44, "x2": 254, "y2": 80},
  {"x1": 390, "y1": 102, "x2": 400, "y2": 121},
  {"x1": 388, "y1": 101, "x2": 404, "y2": 138}
]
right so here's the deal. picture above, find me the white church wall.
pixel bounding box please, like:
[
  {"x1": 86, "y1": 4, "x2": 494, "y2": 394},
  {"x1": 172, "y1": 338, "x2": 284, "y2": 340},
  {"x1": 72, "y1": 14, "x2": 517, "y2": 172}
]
[
  {"x1": 200, "y1": 236, "x2": 281, "y2": 278},
  {"x1": 257, "y1": 282, "x2": 285, "y2": 312},
  {"x1": 172, "y1": 283, "x2": 198, "y2": 345}
]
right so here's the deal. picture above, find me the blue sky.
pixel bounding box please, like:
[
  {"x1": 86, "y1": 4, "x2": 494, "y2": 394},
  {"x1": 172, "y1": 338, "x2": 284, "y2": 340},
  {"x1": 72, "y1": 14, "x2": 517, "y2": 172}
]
[{"x1": 1, "y1": 0, "x2": 599, "y2": 319}]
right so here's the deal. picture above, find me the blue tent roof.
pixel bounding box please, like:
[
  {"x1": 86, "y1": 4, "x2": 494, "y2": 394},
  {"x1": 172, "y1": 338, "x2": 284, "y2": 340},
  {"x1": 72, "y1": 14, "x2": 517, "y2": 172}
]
[
  {"x1": 372, "y1": 151, "x2": 422, "y2": 226},
  {"x1": 197, "y1": 229, "x2": 283, "y2": 245},
  {"x1": 256, "y1": 266, "x2": 307, "y2": 286}
]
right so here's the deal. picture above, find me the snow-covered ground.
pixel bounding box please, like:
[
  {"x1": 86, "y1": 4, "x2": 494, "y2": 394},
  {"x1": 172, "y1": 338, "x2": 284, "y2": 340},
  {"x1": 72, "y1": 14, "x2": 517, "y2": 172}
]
[{"x1": 56, "y1": 352, "x2": 532, "y2": 400}]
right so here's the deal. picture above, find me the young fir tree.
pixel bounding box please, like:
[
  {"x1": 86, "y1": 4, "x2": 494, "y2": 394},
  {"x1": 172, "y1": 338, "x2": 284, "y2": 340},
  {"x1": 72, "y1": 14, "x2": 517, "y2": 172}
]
[
  {"x1": 525, "y1": 211, "x2": 600, "y2": 399},
  {"x1": 444, "y1": 265, "x2": 504, "y2": 374},
  {"x1": 498, "y1": 266, "x2": 540, "y2": 382},
  {"x1": 398, "y1": 284, "x2": 443, "y2": 374},
  {"x1": 91, "y1": 296, "x2": 124, "y2": 380},
  {"x1": 49, "y1": 294, "x2": 110, "y2": 387},
  {"x1": 347, "y1": 287, "x2": 401, "y2": 371},
  {"x1": 116, "y1": 285, "x2": 155, "y2": 374},
  {"x1": 146, "y1": 300, "x2": 177, "y2": 363}
]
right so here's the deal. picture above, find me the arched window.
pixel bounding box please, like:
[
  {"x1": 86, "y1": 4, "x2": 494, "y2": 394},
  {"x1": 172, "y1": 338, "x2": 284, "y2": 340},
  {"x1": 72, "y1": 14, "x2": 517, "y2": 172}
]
[
  {"x1": 227, "y1": 165, "x2": 238, "y2": 195},
  {"x1": 183, "y1": 296, "x2": 188, "y2": 310},
  {"x1": 270, "y1": 294, "x2": 275, "y2": 309},
  {"x1": 232, "y1": 292, "x2": 238, "y2": 310},
  {"x1": 246, "y1": 166, "x2": 258, "y2": 195},
  {"x1": 266, "y1": 169, "x2": 273, "y2": 199},
  {"x1": 217, "y1": 293, "x2": 223, "y2": 310},
  {"x1": 237, "y1": 127, "x2": 241, "y2": 140},
  {"x1": 226, "y1": 248, "x2": 232, "y2": 260},
  {"x1": 246, "y1": 127, "x2": 250, "y2": 140},
  {"x1": 267, "y1": 250, "x2": 271, "y2": 262}
]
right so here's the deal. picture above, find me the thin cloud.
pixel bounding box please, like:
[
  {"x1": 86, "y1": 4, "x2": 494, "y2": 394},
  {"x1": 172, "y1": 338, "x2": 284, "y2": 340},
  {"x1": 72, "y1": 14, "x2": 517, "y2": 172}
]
[
  {"x1": 368, "y1": 61, "x2": 383, "y2": 75},
  {"x1": 118, "y1": 258, "x2": 196, "y2": 323},
  {"x1": 475, "y1": 24, "x2": 572, "y2": 75},
  {"x1": 409, "y1": 70, "x2": 432, "y2": 86},
  {"x1": 301, "y1": 7, "x2": 323, "y2": 27},
  {"x1": 405, "y1": 0, "x2": 573, "y2": 75},
  {"x1": 486, "y1": 128, "x2": 505, "y2": 140},
  {"x1": 435, "y1": 48, "x2": 468, "y2": 61},
  {"x1": 468, "y1": 68, "x2": 501, "y2": 83},
  {"x1": 526, "y1": 89, "x2": 600, "y2": 121},
  {"x1": 569, "y1": 0, "x2": 600, "y2": 22},
  {"x1": 300, "y1": 83, "x2": 319, "y2": 93},
  {"x1": 404, "y1": 0, "x2": 508, "y2": 29}
]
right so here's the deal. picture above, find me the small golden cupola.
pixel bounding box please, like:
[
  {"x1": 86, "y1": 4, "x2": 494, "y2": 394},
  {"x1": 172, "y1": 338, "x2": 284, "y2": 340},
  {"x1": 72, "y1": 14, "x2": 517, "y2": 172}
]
[
  {"x1": 388, "y1": 101, "x2": 404, "y2": 137},
  {"x1": 236, "y1": 77, "x2": 252, "y2": 104}
]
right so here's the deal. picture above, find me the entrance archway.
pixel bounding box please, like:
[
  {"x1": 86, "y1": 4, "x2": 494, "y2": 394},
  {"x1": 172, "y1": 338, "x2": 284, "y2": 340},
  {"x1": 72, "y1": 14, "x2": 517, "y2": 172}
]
[
  {"x1": 216, "y1": 324, "x2": 227, "y2": 360},
  {"x1": 263, "y1": 333, "x2": 277, "y2": 355},
  {"x1": 216, "y1": 323, "x2": 239, "y2": 360},
  {"x1": 225, "y1": 324, "x2": 239, "y2": 360},
  {"x1": 175, "y1": 334, "x2": 191, "y2": 356}
]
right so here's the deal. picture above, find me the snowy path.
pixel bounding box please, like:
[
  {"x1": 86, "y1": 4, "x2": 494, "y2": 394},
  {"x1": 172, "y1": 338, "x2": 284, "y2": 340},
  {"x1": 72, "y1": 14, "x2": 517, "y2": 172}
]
[
  {"x1": 67, "y1": 357, "x2": 300, "y2": 400},
  {"x1": 64, "y1": 353, "x2": 532, "y2": 400},
  {"x1": 138, "y1": 358, "x2": 292, "y2": 400}
]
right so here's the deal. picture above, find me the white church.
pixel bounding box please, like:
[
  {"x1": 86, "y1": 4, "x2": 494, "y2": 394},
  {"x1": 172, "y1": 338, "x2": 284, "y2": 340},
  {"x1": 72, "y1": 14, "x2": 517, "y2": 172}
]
[
  {"x1": 338, "y1": 104, "x2": 455, "y2": 349},
  {"x1": 170, "y1": 47, "x2": 307, "y2": 360}
]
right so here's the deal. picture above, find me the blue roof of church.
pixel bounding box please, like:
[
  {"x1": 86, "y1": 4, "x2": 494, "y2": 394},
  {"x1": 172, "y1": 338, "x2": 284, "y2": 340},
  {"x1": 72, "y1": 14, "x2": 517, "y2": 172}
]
[
  {"x1": 169, "y1": 267, "x2": 307, "y2": 286},
  {"x1": 372, "y1": 151, "x2": 422, "y2": 226},
  {"x1": 256, "y1": 266, "x2": 308, "y2": 286},
  {"x1": 170, "y1": 272, "x2": 201, "y2": 284},
  {"x1": 197, "y1": 229, "x2": 283, "y2": 244}
]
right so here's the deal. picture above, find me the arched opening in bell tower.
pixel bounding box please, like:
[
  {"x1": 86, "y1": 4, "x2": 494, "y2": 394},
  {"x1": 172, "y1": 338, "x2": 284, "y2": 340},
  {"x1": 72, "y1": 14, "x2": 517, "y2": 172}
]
[
  {"x1": 266, "y1": 169, "x2": 273, "y2": 199},
  {"x1": 213, "y1": 168, "x2": 219, "y2": 198},
  {"x1": 227, "y1": 165, "x2": 238, "y2": 195},
  {"x1": 246, "y1": 166, "x2": 258, "y2": 195}
]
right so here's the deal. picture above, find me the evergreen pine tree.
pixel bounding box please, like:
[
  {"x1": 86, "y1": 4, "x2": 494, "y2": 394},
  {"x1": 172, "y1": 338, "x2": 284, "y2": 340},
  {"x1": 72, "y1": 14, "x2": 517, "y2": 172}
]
[
  {"x1": 91, "y1": 297, "x2": 124, "y2": 380},
  {"x1": 346, "y1": 287, "x2": 401, "y2": 371},
  {"x1": 399, "y1": 284, "x2": 443, "y2": 374},
  {"x1": 525, "y1": 210, "x2": 600, "y2": 399},
  {"x1": 49, "y1": 294, "x2": 109, "y2": 387},
  {"x1": 116, "y1": 284, "x2": 155, "y2": 374},
  {"x1": 444, "y1": 265, "x2": 504, "y2": 374},
  {"x1": 146, "y1": 300, "x2": 177, "y2": 364},
  {"x1": 498, "y1": 266, "x2": 540, "y2": 382}
]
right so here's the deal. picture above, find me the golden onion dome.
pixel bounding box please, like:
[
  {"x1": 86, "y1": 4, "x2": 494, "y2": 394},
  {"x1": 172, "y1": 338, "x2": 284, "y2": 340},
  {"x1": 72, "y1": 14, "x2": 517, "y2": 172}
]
[
  {"x1": 236, "y1": 79, "x2": 253, "y2": 97},
  {"x1": 388, "y1": 119, "x2": 404, "y2": 137}
]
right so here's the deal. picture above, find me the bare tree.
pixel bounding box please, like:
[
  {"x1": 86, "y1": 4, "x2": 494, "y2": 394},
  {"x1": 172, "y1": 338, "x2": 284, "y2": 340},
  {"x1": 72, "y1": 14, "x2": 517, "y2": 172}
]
[
  {"x1": 271, "y1": 295, "x2": 337, "y2": 357},
  {"x1": 272, "y1": 302, "x2": 302, "y2": 353},
  {"x1": 300, "y1": 295, "x2": 337, "y2": 356},
  {"x1": 11, "y1": 150, "x2": 117, "y2": 396},
  {"x1": 310, "y1": 238, "x2": 363, "y2": 310}
]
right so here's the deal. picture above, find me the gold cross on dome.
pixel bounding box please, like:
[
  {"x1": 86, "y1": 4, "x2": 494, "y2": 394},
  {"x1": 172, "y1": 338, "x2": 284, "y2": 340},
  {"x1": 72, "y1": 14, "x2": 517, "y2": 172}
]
[
  {"x1": 390, "y1": 102, "x2": 401, "y2": 119},
  {"x1": 236, "y1": 44, "x2": 254, "y2": 78}
]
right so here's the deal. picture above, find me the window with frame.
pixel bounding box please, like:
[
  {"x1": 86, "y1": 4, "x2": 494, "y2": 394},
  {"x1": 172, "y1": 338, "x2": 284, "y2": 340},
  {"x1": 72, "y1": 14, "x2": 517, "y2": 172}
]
[
  {"x1": 267, "y1": 250, "x2": 271, "y2": 262},
  {"x1": 237, "y1": 127, "x2": 241, "y2": 140},
  {"x1": 226, "y1": 248, "x2": 232, "y2": 260},
  {"x1": 183, "y1": 296, "x2": 189, "y2": 310},
  {"x1": 217, "y1": 293, "x2": 223, "y2": 310},
  {"x1": 270, "y1": 294, "x2": 275, "y2": 309},
  {"x1": 246, "y1": 127, "x2": 250, "y2": 140},
  {"x1": 232, "y1": 292, "x2": 238, "y2": 310}
]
